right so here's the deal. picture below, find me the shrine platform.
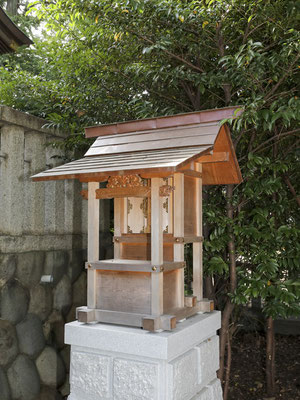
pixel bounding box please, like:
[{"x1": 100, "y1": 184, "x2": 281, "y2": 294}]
[{"x1": 65, "y1": 311, "x2": 222, "y2": 400}]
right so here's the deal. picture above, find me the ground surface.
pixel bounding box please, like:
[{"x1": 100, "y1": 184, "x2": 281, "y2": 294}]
[{"x1": 229, "y1": 332, "x2": 300, "y2": 400}]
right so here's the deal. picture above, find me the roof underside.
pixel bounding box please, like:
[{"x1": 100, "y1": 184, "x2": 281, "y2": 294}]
[
  {"x1": 32, "y1": 107, "x2": 243, "y2": 185},
  {"x1": 0, "y1": 7, "x2": 33, "y2": 54}
]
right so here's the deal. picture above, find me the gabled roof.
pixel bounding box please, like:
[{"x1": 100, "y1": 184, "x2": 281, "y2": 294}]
[
  {"x1": 85, "y1": 122, "x2": 219, "y2": 157},
  {"x1": 0, "y1": 7, "x2": 33, "y2": 54},
  {"x1": 32, "y1": 107, "x2": 243, "y2": 185}
]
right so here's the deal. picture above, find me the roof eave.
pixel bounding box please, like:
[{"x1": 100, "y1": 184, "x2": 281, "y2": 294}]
[
  {"x1": 32, "y1": 166, "x2": 178, "y2": 182},
  {"x1": 0, "y1": 7, "x2": 33, "y2": 54}
]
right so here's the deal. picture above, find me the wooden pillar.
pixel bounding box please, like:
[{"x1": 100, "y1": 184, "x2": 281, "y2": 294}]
[
  {"x1": 173, "y1": 173, "x2": 185, "y2": 308},
  {"x1": 87, "y1": 182, "x2": 99, "y2": 309},
  {"x1": 114, "y1": 198, "x2": 123, "y2": 259},
  {"x1": 151, "y1": 177, "x2": 163, "y2": 316},
  {"x1": 124, "y1": 198, "x2": 128, "y2": 233},
  {"x1": 193, "y1": 163, "x2": 203, "y2": 300}
]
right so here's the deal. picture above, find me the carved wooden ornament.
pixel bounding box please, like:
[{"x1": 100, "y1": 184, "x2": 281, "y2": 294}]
[
  {"x1": 159, "y1": 185, "x2": 174, "y2": 197},
  {"x1": 107, "y1": 174, "x2": 143, "y2": 188}
]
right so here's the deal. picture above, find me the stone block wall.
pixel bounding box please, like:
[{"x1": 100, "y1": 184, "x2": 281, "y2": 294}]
[
  {"x1": 0, "y1": 107, "x2": 92, "y2": 399},
  {"x1": 0, "y1": 249, "x2": 87, "y2": 400}
]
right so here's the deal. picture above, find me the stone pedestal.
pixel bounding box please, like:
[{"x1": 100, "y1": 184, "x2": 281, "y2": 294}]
[{"x1": 65, "y1": 311, "x2": 222, "y2": 400}]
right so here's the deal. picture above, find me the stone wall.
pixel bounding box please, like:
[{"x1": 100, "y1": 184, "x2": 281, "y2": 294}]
[{"x1": 0, "y1": 106, "x2": 89, "y2": 400}]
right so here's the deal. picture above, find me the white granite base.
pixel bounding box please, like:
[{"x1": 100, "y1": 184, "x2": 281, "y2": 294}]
[{"x1": 65, "y1": 311, "x2": 222, "y2": 400}]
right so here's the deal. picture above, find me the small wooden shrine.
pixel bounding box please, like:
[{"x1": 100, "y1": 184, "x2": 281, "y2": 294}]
[{"x1": 33, "y1": 107, "x2": 242, "y2": 331}]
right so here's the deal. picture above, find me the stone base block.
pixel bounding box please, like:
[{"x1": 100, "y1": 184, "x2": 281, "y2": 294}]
[{"x1": 65, "y1": 311, "x2": 222, "y2": 400}]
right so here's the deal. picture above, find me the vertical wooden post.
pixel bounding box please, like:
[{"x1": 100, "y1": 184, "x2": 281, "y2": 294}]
[
  {"x1": 151, "y1": 177, "x2": 163, "y2": 316},
  {"x1": 173, "y1": 173, "x2": 185, "y2": 308},
  {"x1": 123, "y1": 198, "x2": 128, "y2": 233},
  {"x1": 193, "y1": 163, "x2": 203, "y2": 300},
  {"x1": 87, "y1": 182, "x2": 99, "y2": 309},
  {"x1": 114, "y1": 198, "x2": 123, "y2": 259},
  {"x1": 167, "y1": 177, "x2": 173, "y2": 233}
]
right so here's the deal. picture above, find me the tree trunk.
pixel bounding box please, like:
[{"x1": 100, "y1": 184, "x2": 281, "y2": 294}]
[
  {"x1": 265, "y1": 133, "x2": 277, "y2": 397},
  {"x1": 204, "y1": 276, "x2": 214, "y2": 299},
  {"x1": 266, "y1": 316, "x2": 276, "y2": 397},
  {"x1": 6, "y1": 0, "x2": 19, "y2": 15},
  {"x1": 218, "y1": 184, "x2": 236, "y2": 383},
  {"x1": 203, "y1": 203, "x2": 214, "y2": 300},
  {"x1": 216, "y1": 22, "x2": 236, "y2": 392},
  {"x1": 218, "y1": 300, "x2": 234, "y2": 382},
  {"x1": 223, "y1": 329, "x2": 232, "y2": 400}
]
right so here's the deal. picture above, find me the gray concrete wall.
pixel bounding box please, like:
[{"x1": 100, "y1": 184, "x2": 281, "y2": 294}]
[{"x1": 0, "y1": 106, "x2": 88, "y2": 400}]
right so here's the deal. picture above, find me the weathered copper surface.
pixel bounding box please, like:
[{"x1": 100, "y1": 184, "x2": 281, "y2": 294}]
[
  {"x1": 85, "y1": 122, "x2": 219, "y2": 157},
  {"x1": 85, "y1": 106, "x2": 242, "y2": 138}
]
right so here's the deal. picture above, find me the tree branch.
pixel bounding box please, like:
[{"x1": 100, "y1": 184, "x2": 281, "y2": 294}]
[
  {"x1": 283, "y1": 138, "x2": 300, "y2": 157},
  {"x1": 239, "y1": 129, "x2": 300, "y2": 161},
  {"x1": 282, "y1": 175, "x2": 300, "y2": 207},
  {"x1": 180, "y1": 81, "x2": 201, "y2": 110},
  {"x1": 216, "y1": 22, "x2": 231, "y2": 105},
  {"x1": 264, "y1": 54, "x2": 300, "y2": 100},
  {"x1": 115, "y1": 70, "x2": 193, "y2": 111},
  {"x1": 243, "y1": 21, "x2": 266, "y2": 44},
  {"x1": 128, "y1": 30, "x2": 205, "y2": 73}
]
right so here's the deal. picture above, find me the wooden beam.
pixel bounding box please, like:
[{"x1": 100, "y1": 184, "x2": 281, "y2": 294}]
[
  {"x1": 94, "y1": 309, "x2": 147, "y2": 327},
  {"x1": 184, "y1": 235, "x2": 203, "y2": 243},
  {"x1": 113, "y1": 234, "x2": 203, "y2": 244},
  {"x1": 140, "y1": 172, "x2": 173, "y2": 179},
  {"x1": 176, "y1": 147, "x2": 212, "y2": 170},
  {"x1": 169, "y1": 299, "x2": 214, "y2": 321},
  {"x1": 161, "y1": 314, "x2": 177, "y2": 330},
  {"x1": 87, "y1": 182, "x2": 99, "y2": 309},
  {"x1": 77, "y1": 308, "x2": 95, "y2": 323},
  {"x1": 142, "y1": 317, "x2": 161, "y2": 331},
  {"x1": 184, "y1": 296, "x2": 197, "y2": 307},
  {"x1": 79, "y1": 167, "x2": 176, "y2": 182},
  {"x1": 86, "y1": 260, "x2": 185, "y2": 273},
  {"x1": 79, "y1": 175, "x2": 109, "y2": 183},
  {"x1": 195, "y1": 151, "x2": 229, "y2": 163},
  {"x1": 142, "y1": 315, "x2": 176, "y2": 331},
  {"x1": 114, "y1": 233, "x2": 160, "y2": 243},
  {"x1": 177, "y1": 169, "x2": 203, "y2": 178},
  {"x1": 82, "y1": 188, "x2": 151, "y2": 199},
  {"x1": 197, "y1": 299, "x2": 214, "y2": 312},
  {"x1": 96, "y1": 186, "x2": 150, "y2": 199},
  {"x1": 77, "y1": 302, "x2": 214, "y2": 329},
  {"x1": 77, "y1": 306, "x2": 178, "y2": 330},
  {"x1": 173, "y1": 172, "x2": 185, "y2": 308},
  {"x1": 151, "y1": 177, "x2": 164, "y2": 316}
]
